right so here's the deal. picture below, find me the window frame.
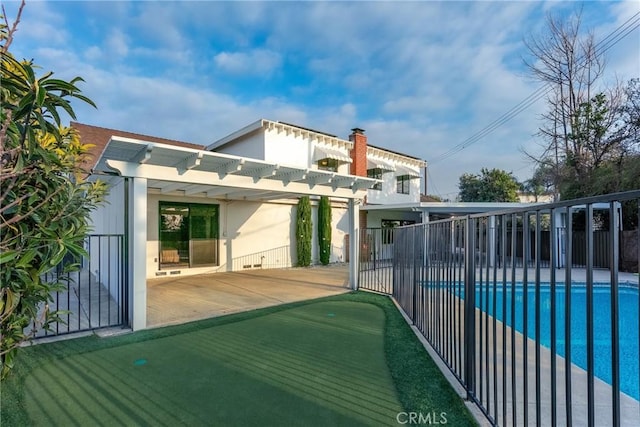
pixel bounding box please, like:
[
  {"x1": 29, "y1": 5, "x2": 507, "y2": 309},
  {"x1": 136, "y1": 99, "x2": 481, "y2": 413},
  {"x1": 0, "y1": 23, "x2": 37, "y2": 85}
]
[
  {"x1": 396, "y1": 174, "x2": 411, "y2": 194},
  {"x1": 317, "y1": 158, "x2": 340, "y2": 172},
  {"x1": 367, "y1": 168, "x2": 383, "y2": 190},
  {"x1": 159, "y1": 201, "x2": 220, "y2": 269}
]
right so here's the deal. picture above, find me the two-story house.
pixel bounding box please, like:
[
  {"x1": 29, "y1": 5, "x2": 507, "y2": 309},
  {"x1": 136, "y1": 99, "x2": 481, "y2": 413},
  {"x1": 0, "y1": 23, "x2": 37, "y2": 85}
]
[{"x1": 79, "y1": 119, "x2": 425, "y2": 330}]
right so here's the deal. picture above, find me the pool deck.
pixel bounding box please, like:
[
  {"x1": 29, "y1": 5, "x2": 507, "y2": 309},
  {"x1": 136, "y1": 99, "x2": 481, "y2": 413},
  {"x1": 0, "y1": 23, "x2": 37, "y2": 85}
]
[
  {"x1": 491, "y1": 267, "x2": 638, "y2": 285},
  {"x1": 382, "y1": 266, "x2": 640, "y2": 427}
]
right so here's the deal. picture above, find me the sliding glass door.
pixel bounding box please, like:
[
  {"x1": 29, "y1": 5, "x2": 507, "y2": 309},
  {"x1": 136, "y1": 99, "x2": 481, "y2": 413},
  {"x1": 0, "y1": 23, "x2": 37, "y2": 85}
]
[{"x1": 159, "y1": 202, "x2": 219, "y2": 269}]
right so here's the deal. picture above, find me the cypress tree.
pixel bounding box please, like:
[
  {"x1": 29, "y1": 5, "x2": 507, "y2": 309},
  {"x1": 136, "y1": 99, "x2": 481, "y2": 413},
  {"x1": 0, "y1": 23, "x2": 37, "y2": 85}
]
[
  {"x1": 296, "y1": 196, "x2": 312, "y2": 266},
  {"x1": 318, "y1": 196, "x2": 332, "y2": 265}
]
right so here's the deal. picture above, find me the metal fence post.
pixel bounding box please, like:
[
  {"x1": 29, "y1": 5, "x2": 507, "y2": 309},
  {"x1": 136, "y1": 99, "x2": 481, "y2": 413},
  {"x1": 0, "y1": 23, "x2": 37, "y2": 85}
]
[{"x1": 464, "y1": 216, "x2": 476, "y2": 400}]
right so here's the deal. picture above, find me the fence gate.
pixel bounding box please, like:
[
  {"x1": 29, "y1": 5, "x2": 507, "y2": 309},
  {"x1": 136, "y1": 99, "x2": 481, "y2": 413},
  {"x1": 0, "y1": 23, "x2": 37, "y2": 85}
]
[{"x1": 32, "y1": 234, "x2": 128, "y2": 338}]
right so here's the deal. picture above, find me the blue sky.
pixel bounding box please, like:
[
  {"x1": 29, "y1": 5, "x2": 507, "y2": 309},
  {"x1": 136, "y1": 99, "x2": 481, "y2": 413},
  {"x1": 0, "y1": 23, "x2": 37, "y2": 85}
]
[{"x1": 4, "y1": 0, "x2": 639, "y2": 198}]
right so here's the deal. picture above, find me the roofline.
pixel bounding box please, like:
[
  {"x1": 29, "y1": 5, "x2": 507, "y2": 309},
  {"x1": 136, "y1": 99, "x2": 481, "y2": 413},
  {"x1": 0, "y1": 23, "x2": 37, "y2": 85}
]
[
  {"x1": 71, "y1": 121, "x2": 203, "y2": 149},
  {"x1": 362, "y1": 201, "x2": 538, "y2": 212},
  {"x1": 206, "y1": 119, "x2": 265, "y2": 151},
  {"x1": 367, "y1": 143, "x2": 425, "y2": 163},
  {"x1": 207, "y1": 119, "x2": 428, "y2": 167},
  {"x1": 207, "y1": 118, "x2": 358, "y2": 152},
  {"x1": 367, "y1": 144, "x2": 426, "y2": 168}
]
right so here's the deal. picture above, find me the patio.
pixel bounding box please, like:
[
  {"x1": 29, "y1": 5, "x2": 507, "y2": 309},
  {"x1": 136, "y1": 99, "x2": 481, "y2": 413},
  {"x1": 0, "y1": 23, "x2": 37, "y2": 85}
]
[{"x1": 147, "y1": 265, "x2": 351, "y2": 328}]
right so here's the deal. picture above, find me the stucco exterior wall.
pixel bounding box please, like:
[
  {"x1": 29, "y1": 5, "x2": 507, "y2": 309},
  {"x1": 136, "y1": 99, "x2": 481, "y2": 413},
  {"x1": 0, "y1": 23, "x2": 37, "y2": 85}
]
[
  {"x1": 264, "y1": 127, "x2": 311, "y2": 168},
  {"x1": 90, "y1": 177, "x2": 126, "y2": 234},
  {"x1": 86, "y1": 177, "x2": 126, "y2": 302},
  {"x1": 366, "y1": 174, "x2": 421, "y2": 205},
  {"x1": 211, "y1": 131, "x2": 265, "y2": 159},
  {"x1": 146, "y1": 194, "x2": 349, "y2": 278}
]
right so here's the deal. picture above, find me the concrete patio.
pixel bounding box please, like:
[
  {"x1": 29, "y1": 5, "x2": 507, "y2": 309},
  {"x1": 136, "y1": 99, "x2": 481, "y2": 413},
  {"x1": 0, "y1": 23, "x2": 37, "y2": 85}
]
[{"x1": 147, "y1": 265, "x2": 350, "y2": 328}]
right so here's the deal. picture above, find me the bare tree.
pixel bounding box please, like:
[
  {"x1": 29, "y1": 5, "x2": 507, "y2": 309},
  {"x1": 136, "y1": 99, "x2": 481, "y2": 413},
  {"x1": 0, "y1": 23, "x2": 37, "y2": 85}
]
[{"x1": 523, "y1": 10, "x2": 630, "y2": 199}]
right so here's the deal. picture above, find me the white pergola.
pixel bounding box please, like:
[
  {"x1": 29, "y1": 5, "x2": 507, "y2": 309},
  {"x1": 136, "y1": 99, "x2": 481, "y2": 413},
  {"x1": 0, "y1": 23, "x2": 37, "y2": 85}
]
[{"x1": 94, "y1": 136, "x2": 379, "y2": 330}]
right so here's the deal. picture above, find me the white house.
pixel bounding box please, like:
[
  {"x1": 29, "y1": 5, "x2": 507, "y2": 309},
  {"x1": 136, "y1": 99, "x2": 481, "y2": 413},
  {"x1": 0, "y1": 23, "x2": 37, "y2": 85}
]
[{"x1": 77, "y1": 119, "x2": 427, "y2": 330}]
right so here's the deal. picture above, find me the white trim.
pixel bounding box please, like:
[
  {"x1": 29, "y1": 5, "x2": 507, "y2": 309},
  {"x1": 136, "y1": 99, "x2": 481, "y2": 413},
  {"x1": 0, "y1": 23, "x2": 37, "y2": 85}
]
[
  {"x1": 395, "y1": 164, "x2": 421, "y2": 178},
  {"x1": 367, "y1": 145, "x2": 426, "y2": 169},
  {"x1": 367, "y1": 156, "x2": 396, "y2": 172},
  {"x1": 96, "y1": 137, "x2": 380, "y2": 200},
  {"x1": 348, "y1": 199, "x2": 359, "y2": 290},
  {"x1": 130, "y1": 177, "x2": 147, "y2": 331},
  {"x1": 313, "y1": 145, "x2": 353, "y2": 163},
  {"x1": 207, "y1": 118, "x2": 355, "y2": 152},
  {"x1": 206, "y1": 119, "x2": 264, "y2": 151}
]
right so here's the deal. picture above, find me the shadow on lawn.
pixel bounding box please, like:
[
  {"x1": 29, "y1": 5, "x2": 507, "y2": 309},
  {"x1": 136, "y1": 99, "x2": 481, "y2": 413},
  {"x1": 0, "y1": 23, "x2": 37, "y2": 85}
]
[{"x1": 1, "y1": 292, "x2": 477, "y2": 426}]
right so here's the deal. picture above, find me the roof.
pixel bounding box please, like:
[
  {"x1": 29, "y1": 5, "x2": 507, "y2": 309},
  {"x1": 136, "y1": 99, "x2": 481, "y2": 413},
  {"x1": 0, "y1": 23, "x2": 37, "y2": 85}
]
[
  {"x1": 420, "y1": 194, "x2": 441, "y2": 202},
  {"x1": 207, "y1": 119, "x2": 426, "y2": 167},
  {"x1": 71, "y1": 122, "x2": 203, "y2": 172},
  {"x1": 367, "y1": 143, "x2": 424, "y2": 162},
  {"x1": 206, "y1": 119, "x2": 354, "y2": 151},
  {"x1": 362, "y1": 201, "x2": 536, "y2": 216}
]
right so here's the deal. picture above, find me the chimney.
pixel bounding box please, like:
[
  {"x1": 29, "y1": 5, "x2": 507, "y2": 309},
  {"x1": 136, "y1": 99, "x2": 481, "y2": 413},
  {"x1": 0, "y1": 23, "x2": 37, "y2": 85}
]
[{"x1": 349, "y1": 127, "x2": 367, "y2": 177}]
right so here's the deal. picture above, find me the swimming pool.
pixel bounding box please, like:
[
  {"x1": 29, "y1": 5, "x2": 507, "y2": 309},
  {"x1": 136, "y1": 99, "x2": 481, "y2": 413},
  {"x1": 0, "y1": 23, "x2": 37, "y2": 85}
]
[{"x1": 473, "y1": 282, "x2": 640, "y2": 401}]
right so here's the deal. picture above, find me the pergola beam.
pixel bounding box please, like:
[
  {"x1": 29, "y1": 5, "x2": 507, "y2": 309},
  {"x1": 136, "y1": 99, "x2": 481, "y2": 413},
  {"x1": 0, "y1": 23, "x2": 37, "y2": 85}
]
[
  {"x1": 217, "y1": 159, "x2": 244, "y2": 178},
  {"x1": 249, "y1": 164, "x2": 280, "y2": 183},
  {"x1": 105, "y1": 160, "x2": 368, "y2": 199},
  {"x1": 178, "y1": 151, "x2": 204, "y2": 172},
  {"x1": 132, "y1": 144, "x2": 153, "y2": 164},
  {"x1": 184, "y1": 184, "x2": 214, "y2": 195},
  {"x1": 159, "y1": 181, "x2": 187, "y2": 194}
]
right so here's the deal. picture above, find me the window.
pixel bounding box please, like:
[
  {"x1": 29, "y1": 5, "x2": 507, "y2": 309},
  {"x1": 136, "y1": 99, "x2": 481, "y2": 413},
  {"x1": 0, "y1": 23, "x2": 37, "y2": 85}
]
[
  {"x1": 159, "y1": 202, "x2": 219, "y2": 269},
  {"x1": 396, "y1": 175, "x2": 411, "y2": 194},
  {"x1": 317, "y1": 158, "x2": 339, "y2": 172},
  {"x1": 367, "y1": 168, "x2": 383, "y2": 190}
]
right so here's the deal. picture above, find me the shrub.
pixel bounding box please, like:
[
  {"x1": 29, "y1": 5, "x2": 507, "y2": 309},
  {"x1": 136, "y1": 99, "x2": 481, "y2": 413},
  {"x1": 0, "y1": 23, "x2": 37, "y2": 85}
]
[
  {"x1": 317, "y1": 196, "x2": 332, "y2": 265},
  {"x1": 295, "y1": 196, "x2": 312, "y2": 266}
]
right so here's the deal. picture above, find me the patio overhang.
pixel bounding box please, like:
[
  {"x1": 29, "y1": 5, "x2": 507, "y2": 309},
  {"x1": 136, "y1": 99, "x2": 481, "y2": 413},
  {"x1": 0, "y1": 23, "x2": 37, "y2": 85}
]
[
  {"x1": 93, "y1": 136, "x2": 375, "y2": 331},
  {"x1": 95, "y1": 136, "x2": 377, "y2": 201}
]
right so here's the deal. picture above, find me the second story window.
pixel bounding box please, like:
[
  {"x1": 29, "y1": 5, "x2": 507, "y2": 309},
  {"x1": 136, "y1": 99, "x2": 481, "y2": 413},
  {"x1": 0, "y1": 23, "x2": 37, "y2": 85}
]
[
  {"x1": 396, "y1": 175, "x2": 411, "y2": 194},
  {"x1": 367, "y1": 168, "x2": 383, "y2": 190},
  {"x1": 317, "y1": 158, "x2": 340, "y2": 172}
]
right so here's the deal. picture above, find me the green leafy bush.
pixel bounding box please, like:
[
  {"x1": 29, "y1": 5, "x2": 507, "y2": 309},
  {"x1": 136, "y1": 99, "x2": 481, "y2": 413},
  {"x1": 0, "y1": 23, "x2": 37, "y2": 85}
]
[{"x1": 1, "y1": 4, "x2": 106, "y2": 380}]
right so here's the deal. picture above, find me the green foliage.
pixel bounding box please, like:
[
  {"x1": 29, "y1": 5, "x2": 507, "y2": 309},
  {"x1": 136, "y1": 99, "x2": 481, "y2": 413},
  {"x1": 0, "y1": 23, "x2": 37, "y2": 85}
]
[
  {"x1": 458, "y1": 168, "x2": 520, "y2": 202},
  {"x1": 1, "y1": 6, "x2": 105, "y2": 380},
  {"x1": 317, "y1": 196, "x2": 332, "y2": 265},
  {"x1": 541, "y1": 82, "x2": 640, "y2": 202},
  {"x1": 295, "y1": 196, "x2": 312, "y2": 267}
]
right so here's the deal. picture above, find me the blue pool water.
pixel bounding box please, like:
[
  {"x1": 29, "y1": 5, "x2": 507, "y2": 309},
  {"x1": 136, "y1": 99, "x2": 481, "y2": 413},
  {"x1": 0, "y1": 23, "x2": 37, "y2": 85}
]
[{"x1": 469, "y1": 282, "x2": 640, "y2": 400}]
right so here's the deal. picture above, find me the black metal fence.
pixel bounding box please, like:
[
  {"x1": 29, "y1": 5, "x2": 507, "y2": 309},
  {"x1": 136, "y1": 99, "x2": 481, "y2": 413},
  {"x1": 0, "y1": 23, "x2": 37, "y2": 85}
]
[
  {"x1": 360, "y1": 191, "x2": 640, "y2": 427},
  {"x1": 33, "y1": 234, "x2": 128, "y2": 338},
  {"x1": 358, "y1": 227, "x2": 395, "y2": 294}
]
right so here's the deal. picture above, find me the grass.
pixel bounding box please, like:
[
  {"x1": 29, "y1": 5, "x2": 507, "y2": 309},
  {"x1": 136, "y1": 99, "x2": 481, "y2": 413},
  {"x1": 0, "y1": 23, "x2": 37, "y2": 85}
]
[{"x1": 1, "y1": 291, "x2": 477, "y2": 426}]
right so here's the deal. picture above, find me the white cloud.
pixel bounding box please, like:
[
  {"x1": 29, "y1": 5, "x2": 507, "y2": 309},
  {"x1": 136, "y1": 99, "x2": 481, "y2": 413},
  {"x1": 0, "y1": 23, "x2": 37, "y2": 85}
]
[
  {"x1": 106, "y1": 29, "x2": 129, "y2": 58},
  {"x1": 6, "y1": 0, "x2": 634, "y2": 199},
  {"x1": 84, "y1": 46, "x2": 103, "y2": 62},
  {"x1": 213, "y1": 49, "x2": 282, "y2": 75},
  {"x1": 9, "y1": 1, "x2": 69, "y2": 46}
]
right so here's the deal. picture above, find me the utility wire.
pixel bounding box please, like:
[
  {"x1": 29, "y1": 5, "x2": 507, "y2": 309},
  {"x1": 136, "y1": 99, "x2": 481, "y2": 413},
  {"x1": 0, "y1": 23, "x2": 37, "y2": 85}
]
[{"x1": 429, "y1": 11, "x2": 640, "y2": 165}]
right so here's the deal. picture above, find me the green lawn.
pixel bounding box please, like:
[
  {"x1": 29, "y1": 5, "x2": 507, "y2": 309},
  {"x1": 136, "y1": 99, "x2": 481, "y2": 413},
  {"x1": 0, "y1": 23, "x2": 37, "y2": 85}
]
[{"x1": 1, "y1": 292, "x2": 477, "y2": 426}]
